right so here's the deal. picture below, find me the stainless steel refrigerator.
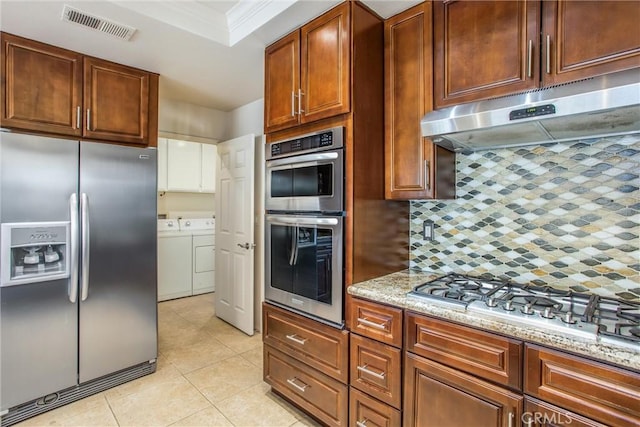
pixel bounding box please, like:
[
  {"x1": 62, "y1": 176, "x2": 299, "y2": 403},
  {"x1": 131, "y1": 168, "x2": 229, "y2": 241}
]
[{"x1": 0, "y1": 132, "x2": 157, "y2": 426}]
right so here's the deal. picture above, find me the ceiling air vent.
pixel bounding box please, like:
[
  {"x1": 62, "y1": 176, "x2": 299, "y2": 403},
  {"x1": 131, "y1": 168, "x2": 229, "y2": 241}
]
[{"x1": 61, "y1": 5, "x2": 136, "y2": 41}]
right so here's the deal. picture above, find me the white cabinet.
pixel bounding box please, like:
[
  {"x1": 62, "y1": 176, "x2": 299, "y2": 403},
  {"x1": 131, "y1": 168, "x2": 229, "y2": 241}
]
[
  {"x1": 200, "y1": 144, "x2": 217, "y2": 193},
  {"x1": 167, "y1": 139, "x2": 202, "y2": 191},
  {"x1": 157, "y1": 138, "x2": 217, "y2": 193}
]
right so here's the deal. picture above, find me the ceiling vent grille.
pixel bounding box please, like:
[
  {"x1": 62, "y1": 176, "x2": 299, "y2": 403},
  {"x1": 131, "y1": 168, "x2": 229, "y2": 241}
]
[{"x1": 61, "y1": 5, "x2": 136, "y2": 41}]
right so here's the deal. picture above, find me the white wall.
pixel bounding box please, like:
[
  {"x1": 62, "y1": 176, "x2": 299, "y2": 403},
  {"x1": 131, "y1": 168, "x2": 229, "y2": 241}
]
[
  {"x1": 157, "y1": 192, "x2": 215, "y2": 216},
  {"x1": 224, "y1": 98, "x2": 264, "y2": 140},
  {"x1": 159, "y1": 99, "x2": 228, "y2": 141}
]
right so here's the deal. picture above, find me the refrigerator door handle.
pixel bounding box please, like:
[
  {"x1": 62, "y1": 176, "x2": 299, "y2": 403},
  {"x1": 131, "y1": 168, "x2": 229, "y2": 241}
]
[
  {"x1": 69, "y1": 193, "x2": 79, "y2": 303},
  {"x1": 80, "y1": 193, "x2": 90, "y2": 301}
]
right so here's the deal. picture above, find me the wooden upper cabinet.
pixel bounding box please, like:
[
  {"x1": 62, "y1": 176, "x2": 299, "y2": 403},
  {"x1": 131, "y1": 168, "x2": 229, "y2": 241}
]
[
  {"x1": 264, "y1": 2, "x2": 350, "y2": 133},
  {"x1": 433, "y1": 0, "x2": 540, "y2": 108},
  {"x1": 542, "y1": 0, "x2": 640, "y2": 86},
  {"x1": 300, "y1": 2, "x2": 350, "y2": 124},
  {"x1": 1, "y1": 32, "x2": 158, "y2": 146},
  {"x1": 264, "y1": 32, "x2": 300, "y2": 132},
  {"x1": 84, "y1": 57, "x2": 150, "y2": 145},
  {"x1": 385, "y1": 2, "x2": 455, "y2": 200},
  {"x1": 1, "y1": 32, "x2": 83, "y2": 136}
]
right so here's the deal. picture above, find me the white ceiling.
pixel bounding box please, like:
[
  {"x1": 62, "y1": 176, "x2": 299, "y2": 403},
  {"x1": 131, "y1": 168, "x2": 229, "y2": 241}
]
[{"x1": 0, "y1": 0, "x2": 421, "y2": 111}]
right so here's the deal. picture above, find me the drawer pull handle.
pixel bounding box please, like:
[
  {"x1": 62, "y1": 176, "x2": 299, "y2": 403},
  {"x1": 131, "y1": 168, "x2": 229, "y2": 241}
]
[
  {"x1": 357, "y1": 317, "x2": 387, "y2": 330},
  {"x1": 356, "y1": 419, "x2": 368, "y2": 427},
  {"x1": 357, "y1": 364, "x2": 386, "y2": 380},
  {"x1": 287, "y1": 377, "x2": 308, "y2": 392},
  {"x1": 508, "y1": 411, "x2": 514, "y2": 427},
  {"x1": 285, "y1": 334, "x2": 307, "y2": 345}
]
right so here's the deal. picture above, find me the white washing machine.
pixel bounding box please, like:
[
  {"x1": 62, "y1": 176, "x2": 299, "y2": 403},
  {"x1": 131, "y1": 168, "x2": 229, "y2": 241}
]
[
  {"x1": 157, "y1": 219, "x2": 192, "y2": 301},
  {"x1": 179, "y1": 218, "x2": 215, "y2": 294}
]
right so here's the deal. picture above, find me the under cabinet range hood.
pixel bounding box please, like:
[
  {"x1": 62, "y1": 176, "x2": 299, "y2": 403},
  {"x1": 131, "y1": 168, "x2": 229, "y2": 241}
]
[{"x1": 421, "y1": 69, "x2": 640, "y2": 153}]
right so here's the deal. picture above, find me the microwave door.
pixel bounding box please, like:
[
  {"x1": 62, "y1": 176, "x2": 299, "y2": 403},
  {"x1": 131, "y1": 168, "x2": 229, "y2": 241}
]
[{"x1": 266, "y1": 151, "x2": 343, "y2": 212}]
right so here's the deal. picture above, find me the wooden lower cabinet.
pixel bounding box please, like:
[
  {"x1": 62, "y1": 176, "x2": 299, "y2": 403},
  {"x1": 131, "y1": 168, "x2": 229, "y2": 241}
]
[
  {"x1": 404, "y1": 352, "x2": 523, "y2": 427},
  {"x1": 262, "y1": 303, "x2": 349, "y2": 426},
  {"x1": 350, "y1": 334, "x2": 402, "y2": 409},
  {"x1": 524, "y1": 396, "x2": 607, "y2": 427},
  {"x1": 348, "y1": 297, "x2": 403, "y2": 348},
  {"x1": 525, "y1": 344, "x2": 640, "y2": 427},
  {"x1": 264, "y1": 345, "x2": 348, "y2": 427},
  {"x1": 263, "y1": 302, "x2": 349, "y2": 382},
  {"x1": 350, "y1": 387, "x2": 401, "y2": 427}
]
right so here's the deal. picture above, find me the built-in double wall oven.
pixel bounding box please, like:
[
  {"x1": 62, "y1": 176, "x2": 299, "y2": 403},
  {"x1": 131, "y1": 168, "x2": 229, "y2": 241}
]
[{"x1": 265, "y1": 127, "x2": 344, "y2": 327}]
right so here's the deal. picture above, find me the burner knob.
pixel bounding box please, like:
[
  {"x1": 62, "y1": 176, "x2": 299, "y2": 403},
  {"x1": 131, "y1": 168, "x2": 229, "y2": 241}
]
[
  {"x1": 562, "y1": 312, "x2": 576, "y2": 324},
  {"x1": 542, "y1": 307, "x2": 554, "y2": 319},
  {"x1": 521, "y1": 304, "x2": 534, "y2": 315},
  {"x1": 486, "y1": 297, "x2": 498, "y2": 308},
  {"x1": 504, "y1": 300, "x2": 514, "y2": 311}
]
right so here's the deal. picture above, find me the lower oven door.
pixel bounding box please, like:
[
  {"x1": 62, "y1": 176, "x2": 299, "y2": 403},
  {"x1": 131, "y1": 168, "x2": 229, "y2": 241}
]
[{"x1": 265, "y1": 213, "x2": 343, "y2": 327}]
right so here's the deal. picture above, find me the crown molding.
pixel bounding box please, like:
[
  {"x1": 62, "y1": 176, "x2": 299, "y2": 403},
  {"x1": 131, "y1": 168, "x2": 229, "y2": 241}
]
[
  {"x1": 110, "y1": 0, "x2": 299, "y2": 47},
  {"x1": 226, "y1": 0, "x2": 298, "y2": 46}
]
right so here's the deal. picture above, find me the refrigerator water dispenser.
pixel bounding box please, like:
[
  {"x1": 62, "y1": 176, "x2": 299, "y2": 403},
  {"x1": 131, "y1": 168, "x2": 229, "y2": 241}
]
[{"x1": 1, "y1": 222, "x2": 70, "y2": 286}]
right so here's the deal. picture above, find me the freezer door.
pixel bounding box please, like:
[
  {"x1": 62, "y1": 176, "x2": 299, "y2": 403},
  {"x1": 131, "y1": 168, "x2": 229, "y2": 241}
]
[
  {"x1": 0, "y1": 133, "x2": 79, "y2": 410},
  {"x1": 78, "y1": 142, "x2": 157, "y2": 383}
]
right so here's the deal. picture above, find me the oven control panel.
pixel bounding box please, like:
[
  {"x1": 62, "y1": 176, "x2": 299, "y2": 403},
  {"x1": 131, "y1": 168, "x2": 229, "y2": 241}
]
[{"x1": 268, "y1": 127, "x2": 344, "y2": 159}]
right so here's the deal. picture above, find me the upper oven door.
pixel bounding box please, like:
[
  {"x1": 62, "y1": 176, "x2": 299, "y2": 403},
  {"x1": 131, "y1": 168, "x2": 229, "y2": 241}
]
[{"x1": 266, "y1": 150, "x2": 344, "y2": 212}]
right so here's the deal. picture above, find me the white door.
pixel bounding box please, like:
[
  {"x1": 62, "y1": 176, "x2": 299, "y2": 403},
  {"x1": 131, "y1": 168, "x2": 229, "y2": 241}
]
[{"x1": 215, "y1": 134, "x2": 255, "y2": 335}]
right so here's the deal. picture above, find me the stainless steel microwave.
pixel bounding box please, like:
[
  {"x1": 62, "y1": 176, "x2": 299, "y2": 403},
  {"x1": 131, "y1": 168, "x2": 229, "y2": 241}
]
[{"x1": 265, "y1": 127, "x2": 344, "y2": 213}]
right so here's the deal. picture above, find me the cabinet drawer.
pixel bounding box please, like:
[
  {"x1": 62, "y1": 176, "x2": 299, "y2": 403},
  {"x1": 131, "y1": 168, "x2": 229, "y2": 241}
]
[
  {"x1": 264, "y1": 344, "x2": 348, "y2": 427},
  {"x1": 350, "y1": 387, "x2": 401, "y2": 427},
  {"x1": 263, "y1": 303, "x2": 349, "y2": 383},
  {"x1": 524, "y1": 396, "x2": 607, "y2": 427},
  {"x1": 350, "y1": 334, "x2": 402, "y2": 409},
  {"x1": 406, "y1": 312, "x2": 522, "y2": 390},
  {"x1": 348, "y1": 298, "x2": 403, "y2": 348},
  {"x1": 525, "y1": 344, "x2": 640, "y2": 427}
]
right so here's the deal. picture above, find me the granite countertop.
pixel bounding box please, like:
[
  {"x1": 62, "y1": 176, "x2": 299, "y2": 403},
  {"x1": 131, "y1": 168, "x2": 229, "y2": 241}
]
[{"x1": 347, "y1": 269, "x2": 640, "y2": 371}]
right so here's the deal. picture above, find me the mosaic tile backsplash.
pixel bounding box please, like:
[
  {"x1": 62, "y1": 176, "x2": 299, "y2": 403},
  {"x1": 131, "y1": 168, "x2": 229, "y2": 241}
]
[{"x1": 410, "y1": 133, "x2": 640, "y2": 301}]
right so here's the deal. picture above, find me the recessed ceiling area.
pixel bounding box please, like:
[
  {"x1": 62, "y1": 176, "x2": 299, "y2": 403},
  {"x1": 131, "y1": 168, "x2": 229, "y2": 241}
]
[{"x1": 0, "y1": 0, "x2": 421, "y2": 111}]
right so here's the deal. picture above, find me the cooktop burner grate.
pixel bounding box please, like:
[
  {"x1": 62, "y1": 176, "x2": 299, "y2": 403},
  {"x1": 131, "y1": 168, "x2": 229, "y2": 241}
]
[{"x1": 408, "y1": 273, "x2": 640, "y2": 344}]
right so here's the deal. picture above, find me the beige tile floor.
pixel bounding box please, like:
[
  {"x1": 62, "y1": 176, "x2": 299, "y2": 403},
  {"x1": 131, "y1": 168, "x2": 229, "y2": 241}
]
[{"x1": 16, "y1": 293, "x2": 321, "y2": 427}]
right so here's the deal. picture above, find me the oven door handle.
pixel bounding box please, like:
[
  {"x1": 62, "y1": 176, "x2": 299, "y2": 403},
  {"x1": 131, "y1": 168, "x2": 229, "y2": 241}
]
[
  {"x1": 289, "y1": 226, "x2": 298, "y2": 266},
  {"x1": 267, "y1": 216, "x2": 339, "y2": 227},
  {"x1": 266, "y1": 151, "x2": 339, "y2": 168}
]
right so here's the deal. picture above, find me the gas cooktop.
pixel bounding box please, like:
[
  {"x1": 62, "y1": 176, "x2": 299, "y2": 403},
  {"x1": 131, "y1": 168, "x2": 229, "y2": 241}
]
[{"x1": 408, "y1": 273, "x2": 640, "y2": 347}]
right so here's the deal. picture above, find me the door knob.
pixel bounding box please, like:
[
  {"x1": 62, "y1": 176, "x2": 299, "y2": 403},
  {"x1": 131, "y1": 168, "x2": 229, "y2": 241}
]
[{"x1": 237, "y1": 242, "x2": 255, "y2": 250}]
